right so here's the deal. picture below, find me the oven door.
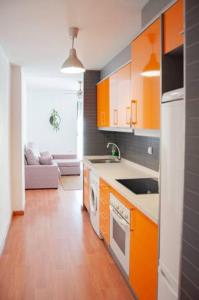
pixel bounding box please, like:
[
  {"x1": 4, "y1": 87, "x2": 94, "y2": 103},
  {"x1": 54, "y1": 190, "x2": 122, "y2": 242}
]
[{"x1": 110, "y1": 206, "x2": 130, "y2": 275}]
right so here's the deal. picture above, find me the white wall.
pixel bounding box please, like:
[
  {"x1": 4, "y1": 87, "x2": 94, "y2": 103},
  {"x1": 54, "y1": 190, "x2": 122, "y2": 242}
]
[
  {"x1": 26, "y1": 87, "x2": 78, "y2": 154},
  {"x1": 10, "y1": 65, "x2": 25, "y2": 211},
  {"x1": 0, "y1": 47, "x2": 12, "y2": 253}
]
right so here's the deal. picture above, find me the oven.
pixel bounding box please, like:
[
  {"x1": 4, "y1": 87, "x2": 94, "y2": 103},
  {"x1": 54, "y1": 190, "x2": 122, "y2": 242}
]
[{"x1": 110, "y1": 193, "x2": 131, "y2": 276}]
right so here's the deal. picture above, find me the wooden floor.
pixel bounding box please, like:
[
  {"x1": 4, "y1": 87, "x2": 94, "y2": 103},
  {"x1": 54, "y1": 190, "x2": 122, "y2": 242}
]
[{"x1": 0, "y1": 188, "x2": 134, "y2": 300}]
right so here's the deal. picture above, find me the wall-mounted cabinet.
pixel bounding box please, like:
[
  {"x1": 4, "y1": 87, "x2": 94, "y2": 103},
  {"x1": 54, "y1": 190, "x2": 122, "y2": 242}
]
[
  {"x1": 162, "y1": 0, "x2": 184, "y2": 93},
  {"x1": 110, "y1": 63, "x2": 132, "y2": 128},
  {"x1": 163, "y1": 0, "x2": 184, "y2": 54},
  {"x1": 96, "y1": 1, "x2": 184, "y2": 134},
  {"x1": 97, "y1": 78, "x2": 110, "y2": 127},
  {"x1": 131, "y1": 18, "x2": 161, "y2": 130}
]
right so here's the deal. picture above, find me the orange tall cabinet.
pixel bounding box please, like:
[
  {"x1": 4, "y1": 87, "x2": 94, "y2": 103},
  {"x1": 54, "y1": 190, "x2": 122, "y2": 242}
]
[
  {"x1": 97, "y1": 78, "x2": 110, "y2": 127},
  {"x1": 131, "y1": 18, "x2": 161, "y2": 129},
  {"x1": 83, "y1": 166, "x2": 90, "y2": 211},
  {"x1": 163, "y1": 0, "x2": 184, "y2": 54},
  {"x1": 129, "y1": 209, "x2": 158, "y2": 300}
]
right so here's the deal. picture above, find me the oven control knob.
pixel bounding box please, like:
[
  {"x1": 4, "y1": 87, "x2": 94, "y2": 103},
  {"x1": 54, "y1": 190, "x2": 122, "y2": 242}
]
[{"x1": 116, "y1": 205, "x2": 119, "y2": 209}]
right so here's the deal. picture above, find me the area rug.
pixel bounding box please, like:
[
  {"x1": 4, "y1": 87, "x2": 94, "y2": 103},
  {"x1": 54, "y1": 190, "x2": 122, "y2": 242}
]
[{"x1": 60, "y1": 175, "x2": 83, "y2": 191}]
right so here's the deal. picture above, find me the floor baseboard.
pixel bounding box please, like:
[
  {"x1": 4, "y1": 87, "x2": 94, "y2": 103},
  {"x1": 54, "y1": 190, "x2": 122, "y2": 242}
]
[
  {"x1": 0, "y1": 213, "x2": 12, "y2": 255},
  {"x1": 13, "y1": 211, "x2": 24, "y2": 216}
]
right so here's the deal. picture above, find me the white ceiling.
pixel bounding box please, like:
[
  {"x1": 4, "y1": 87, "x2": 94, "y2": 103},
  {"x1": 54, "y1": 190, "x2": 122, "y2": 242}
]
[{"x1": 0, "y1": 0, "x2": 148, "y2": 78}]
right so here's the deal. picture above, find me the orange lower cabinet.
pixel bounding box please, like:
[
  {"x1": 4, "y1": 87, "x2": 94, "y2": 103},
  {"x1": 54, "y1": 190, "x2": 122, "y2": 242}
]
[
  {"x1": 99, "y1": 179, "x2": 110, "y2": 244},
  {"x1": 83, "y1": 166, "x2": 90, "y2": 211},
  {"x1": 129, "y1": 209, "x2": 158, "y2": 300}
]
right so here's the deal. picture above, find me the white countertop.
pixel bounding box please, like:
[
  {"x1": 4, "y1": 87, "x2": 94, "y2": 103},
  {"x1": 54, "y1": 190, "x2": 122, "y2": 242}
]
[{"x1": 83, "y1": 156, "x2": 159, "y2": 224}]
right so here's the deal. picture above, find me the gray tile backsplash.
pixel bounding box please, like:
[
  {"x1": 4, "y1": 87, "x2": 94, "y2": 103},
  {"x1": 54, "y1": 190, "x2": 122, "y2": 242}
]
[
  {"x1": 109, "y1": 133, "x2": 159, "y2": 171},
  {"x1": 83, "y1": 71, "x2": 115, "y2": 156},
  {"x1": 180, "y1": 1, "x2": 199, "y2": 299}
]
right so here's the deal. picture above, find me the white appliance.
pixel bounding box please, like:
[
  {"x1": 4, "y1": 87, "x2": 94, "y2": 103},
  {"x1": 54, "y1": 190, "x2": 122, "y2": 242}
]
[
  {"x1": 89, "y1": 170, "x2": 102, "y2": 238},
  {"x1": 158, "y1": 88, "x2": 185, "y2": 300},
  {"x1": 110, "y1": 193, "x2": 131, "y2": 275}
]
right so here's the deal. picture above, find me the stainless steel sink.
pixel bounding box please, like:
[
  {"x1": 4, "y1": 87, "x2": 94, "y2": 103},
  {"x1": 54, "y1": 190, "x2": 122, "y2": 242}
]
[{"x1": 89, "y1": 158, "x2": 120, "y2": 164}]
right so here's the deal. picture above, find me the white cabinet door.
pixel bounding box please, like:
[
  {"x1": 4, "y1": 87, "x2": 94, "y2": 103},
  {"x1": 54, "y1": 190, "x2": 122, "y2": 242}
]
[
  {"x1": 118, "y1": 75, "x2": 131, "y2": 127},
  {"x1": 110, "y1": 63, "x2": 131, "y2": 128},
  {"x1": 110, "y1": 75, "x2": 119, "y2": 127}
]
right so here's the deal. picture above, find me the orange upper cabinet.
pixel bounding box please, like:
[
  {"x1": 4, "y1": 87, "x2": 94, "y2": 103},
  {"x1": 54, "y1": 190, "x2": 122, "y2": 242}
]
[
  {"x1": 163, "y1": 0, "x2": 184, "y2": 54},
  {"x1": 131, "y1": 18, "x2": 161, "y2": 130},
  {"x1": 97, "y1": 78, "x2": 110, "y2": 127},
  {"x1": 110, "y1": 63, "x2": 131, "y2": 127}
]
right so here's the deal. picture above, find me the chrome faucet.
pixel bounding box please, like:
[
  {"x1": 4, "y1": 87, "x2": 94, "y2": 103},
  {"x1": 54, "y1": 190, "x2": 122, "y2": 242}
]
[{"x1": 107, "y1": 143, "x2": 121, "y2": 160}]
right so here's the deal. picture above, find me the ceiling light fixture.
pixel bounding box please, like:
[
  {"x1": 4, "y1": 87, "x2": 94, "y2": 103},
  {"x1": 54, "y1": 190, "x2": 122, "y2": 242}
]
[{"x1": 61, "y1": 27, "x2": 85, "y2": 74}]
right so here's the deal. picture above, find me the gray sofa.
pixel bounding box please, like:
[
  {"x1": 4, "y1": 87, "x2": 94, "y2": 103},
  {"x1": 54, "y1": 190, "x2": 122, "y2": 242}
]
[
  {"x1": 25, "y1": 150, "x2": 81, "y2": 190},
  {"x1": 25, "y1": 163, "x2": 59, "y2": 189},
  {"x1": 53, "y1": 154, "x2": 81, "y2": 176}
]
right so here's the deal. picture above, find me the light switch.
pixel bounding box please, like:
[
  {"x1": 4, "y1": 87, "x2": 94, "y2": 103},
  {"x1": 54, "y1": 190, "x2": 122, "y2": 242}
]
[{"x1": 148, "y1": 146, "x2": 153, "y2": 155}]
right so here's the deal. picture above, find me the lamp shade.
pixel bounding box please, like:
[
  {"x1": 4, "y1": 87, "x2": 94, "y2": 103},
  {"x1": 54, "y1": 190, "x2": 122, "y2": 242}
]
[
  {"x1": 61, "y1": 48, "x2": 85, "y2": 74},
  {"x1": 141, "y1": 53, "x2": 160, "y2": 77}
]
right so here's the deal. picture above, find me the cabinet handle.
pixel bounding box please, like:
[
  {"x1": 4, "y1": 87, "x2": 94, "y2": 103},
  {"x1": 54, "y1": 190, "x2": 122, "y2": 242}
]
[
  {"x1": 131, "y1": 100, "x2": 137, "y2": 125},
  {"x1": 126, "y1": 106, "x2": 131, "y2": 125},
  {"x1": 114, "y1": 109, "x2": 118, "y2": 126},
  {"x1": 179, "y1": 30, "x2": 184, "y2": 35}
]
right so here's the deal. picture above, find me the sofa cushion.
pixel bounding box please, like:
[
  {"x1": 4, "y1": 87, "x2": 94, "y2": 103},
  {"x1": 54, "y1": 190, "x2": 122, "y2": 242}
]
[
  {"x1": 53, "y1": 159, "x2": 80, "y2": 167},
  {"x1": 26, "y1": 143, "x2": 40, "y2": 157},
  {"x1": 25, "y1": 148, "x2": 40, "y2": 165}
]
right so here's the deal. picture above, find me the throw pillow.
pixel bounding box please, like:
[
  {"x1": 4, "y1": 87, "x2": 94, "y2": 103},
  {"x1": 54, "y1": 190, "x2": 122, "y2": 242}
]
[
  {"x1": 40, "y1": 151, "x2": 53, "y2": 159},
  {"x1": 39, "y1": 156, "x2": 53, "y2": 165}
]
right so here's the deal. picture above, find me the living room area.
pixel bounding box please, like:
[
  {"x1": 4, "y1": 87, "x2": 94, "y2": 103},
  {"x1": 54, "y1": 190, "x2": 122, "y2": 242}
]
[{"x1": 24, "y1": 74, "x2": 83, "y2": 191}]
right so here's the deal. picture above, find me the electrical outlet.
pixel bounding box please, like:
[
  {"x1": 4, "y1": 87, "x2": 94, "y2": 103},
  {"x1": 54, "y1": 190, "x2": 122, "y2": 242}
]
[{"x1": 147, "y1": 146, "x2": 153, "y2": 155}]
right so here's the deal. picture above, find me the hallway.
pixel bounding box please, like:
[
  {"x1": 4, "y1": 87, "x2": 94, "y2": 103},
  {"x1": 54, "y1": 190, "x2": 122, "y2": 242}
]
[{"x1": 0, "y1": 189, "x2": 134, "y2": 300}]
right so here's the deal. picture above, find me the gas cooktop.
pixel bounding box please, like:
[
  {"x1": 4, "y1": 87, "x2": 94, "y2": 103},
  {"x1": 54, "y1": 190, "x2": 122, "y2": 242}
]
[{"x1": 116, "y1": 178, "x2": 158, "y2": 195}]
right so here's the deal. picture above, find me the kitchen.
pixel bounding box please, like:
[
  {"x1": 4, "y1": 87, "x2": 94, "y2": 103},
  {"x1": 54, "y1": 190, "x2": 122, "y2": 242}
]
[
  {"x1": 83, "y1": 0, "x2": 188, "y2": 299},
  {"x1": 0, "y1": 0, "x2": 198, "y2": 299}
]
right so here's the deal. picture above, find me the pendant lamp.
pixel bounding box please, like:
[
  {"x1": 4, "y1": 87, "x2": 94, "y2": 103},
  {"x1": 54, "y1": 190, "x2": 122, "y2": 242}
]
[{"x1": 61, "y1": 27, "x2": 85, "y2": 74}]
